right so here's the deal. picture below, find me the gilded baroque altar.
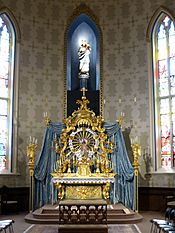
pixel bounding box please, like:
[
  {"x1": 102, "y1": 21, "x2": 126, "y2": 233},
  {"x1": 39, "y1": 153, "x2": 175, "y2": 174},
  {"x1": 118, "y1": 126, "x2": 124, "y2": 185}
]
[{"x1": 51, "y1": 94, "x2": 116, "y2": 200}]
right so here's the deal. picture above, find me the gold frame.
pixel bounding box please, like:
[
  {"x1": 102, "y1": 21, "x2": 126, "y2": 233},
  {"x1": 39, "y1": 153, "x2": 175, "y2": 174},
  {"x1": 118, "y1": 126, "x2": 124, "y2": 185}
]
[{"x1": 63, "y1": 3, "x2": 104, "y2": 118}]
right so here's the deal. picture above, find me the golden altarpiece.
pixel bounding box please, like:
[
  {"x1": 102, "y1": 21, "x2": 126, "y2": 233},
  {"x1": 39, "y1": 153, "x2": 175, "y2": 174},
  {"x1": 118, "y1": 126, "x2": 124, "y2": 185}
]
[
  {"x1": 26, "y1": 6, "x2": 140, "y2": 216},
  {"x1": 25, "y1": 92, "x2": 142, "y2": 231},
  {"x1": 51, "y1": 94, "x2": 116, "y2": 201}
]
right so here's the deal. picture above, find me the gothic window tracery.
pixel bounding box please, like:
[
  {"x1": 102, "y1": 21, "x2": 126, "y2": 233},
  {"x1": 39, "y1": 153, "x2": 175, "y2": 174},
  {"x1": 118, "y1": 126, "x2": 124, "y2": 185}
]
[
  {"x1": 152, "y1": 13, "x2": 175, "y2": 168},
  {"x1": 0, "y1": 12, "x2": 15, "y2": 172}
]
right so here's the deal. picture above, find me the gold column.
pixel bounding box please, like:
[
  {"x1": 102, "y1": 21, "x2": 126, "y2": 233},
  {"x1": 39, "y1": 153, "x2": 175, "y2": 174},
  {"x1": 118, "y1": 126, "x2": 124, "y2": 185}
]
[
  {"x1": 26, "y1": 137, "x2": 38, "y2": 212},
  {"x1": 131, "y1": 142, "x2": 140, "y2": 212}
]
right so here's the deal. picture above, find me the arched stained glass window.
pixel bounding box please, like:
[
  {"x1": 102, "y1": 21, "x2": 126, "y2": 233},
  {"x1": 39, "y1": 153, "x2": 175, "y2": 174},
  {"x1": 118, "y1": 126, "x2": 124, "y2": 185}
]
[
  {"x1": 0, "y1": 13, "x2": 15, "y2": 173},
  {"x1": 152, "y1": 13, "x2": 175, "y2": 169}
]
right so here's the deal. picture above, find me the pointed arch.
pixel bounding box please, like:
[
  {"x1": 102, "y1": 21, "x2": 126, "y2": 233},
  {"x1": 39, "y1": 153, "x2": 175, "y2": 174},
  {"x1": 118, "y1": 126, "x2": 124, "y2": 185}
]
[
  {"x1": 0, "y1": 7, "x2": 21, "y2": 42},
  {"x1": 147, "y1": 6, "x2": 175, "y2": 170},
  {"x1": 0, "y1": 7, "x2": 20, "y2": 173},
  {"x1": 146, "y1": 6, "x2": 175, "y2": 42},
  {"x1": 63, "y1": 4, "x2": 103, "y2": 118}
]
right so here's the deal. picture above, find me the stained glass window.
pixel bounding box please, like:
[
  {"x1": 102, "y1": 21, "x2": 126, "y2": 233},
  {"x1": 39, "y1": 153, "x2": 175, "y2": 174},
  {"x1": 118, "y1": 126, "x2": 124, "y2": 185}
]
[
  {"x1": 153, "y1": 15, "x2": 175, "y2": 168},
  {"x1": 0, "y1": 13, "x2": 15, "y2": 172}
]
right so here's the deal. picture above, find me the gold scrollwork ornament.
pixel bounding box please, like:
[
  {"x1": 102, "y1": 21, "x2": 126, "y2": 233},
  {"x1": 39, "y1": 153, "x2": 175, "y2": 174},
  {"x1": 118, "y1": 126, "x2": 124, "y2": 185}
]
[
  {"x1": 55, "y1": 183, "x2": 65, "y2": 200},
  {"x1": 103, "y1": 182, "x2": 110, "y2": 199}
]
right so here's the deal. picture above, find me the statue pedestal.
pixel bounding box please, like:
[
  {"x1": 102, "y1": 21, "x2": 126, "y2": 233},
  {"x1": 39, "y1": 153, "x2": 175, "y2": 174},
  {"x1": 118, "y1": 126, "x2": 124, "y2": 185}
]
[{"x1": 79, "y1": 74, "x2": 89, "y2": 91}]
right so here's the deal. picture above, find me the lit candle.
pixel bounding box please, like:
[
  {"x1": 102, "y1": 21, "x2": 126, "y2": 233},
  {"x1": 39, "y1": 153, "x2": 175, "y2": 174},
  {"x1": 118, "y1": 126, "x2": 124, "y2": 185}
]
[
  {"x1": 135, "y1": 136, "x2": 138, "y2": 143},
  {"x1": 138, "y1": 148, "x2": 141, "y2": 156},
  {"x1": 104, "y1": 99, "x2": 106, "y2": 119},
  {"x1": 134, "y1": 96, "x2": 137, "y2": 103}
]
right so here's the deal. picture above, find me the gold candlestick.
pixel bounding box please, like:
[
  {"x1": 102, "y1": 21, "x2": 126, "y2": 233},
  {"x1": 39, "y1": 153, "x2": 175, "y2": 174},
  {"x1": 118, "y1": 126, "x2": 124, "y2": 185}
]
[
  {"x1": 131, "y1": 141, "x2": 141, "y2": 212},
  {"x1": 26, "y1": 137, "x2": 38, "y2": 212},
  {"x1": 96, "y1": 158, "x2": 100, "y2": 173},
  {"x1": 131, "y1": 143, "x2": 140, "y2": 177},
  {"x1": 116, "y1": 112, "x2": 124, "y2": 128},
  {"x1": 43, "y1": 112, "x2": 51, "y2": 127},
  {"x1": 27, "y1": 139, "x2": 38, "y2": 176}
]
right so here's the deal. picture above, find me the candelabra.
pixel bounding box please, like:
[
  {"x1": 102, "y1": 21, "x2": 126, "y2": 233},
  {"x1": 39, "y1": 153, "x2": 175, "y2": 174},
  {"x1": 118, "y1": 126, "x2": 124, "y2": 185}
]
[
  {"x1": 116, "y1": 112, "x2": 125, "y2": 128},
  {"x1": 53, "y1": 133, "x2": 62, "y2": 171},
  {"x1": 131, "y1": 141, "x2": 141, "y2": 212},
  {"x1": 26, "y1": 136, "x2": 38, "y2": 212},
  {"x1": 43, "y1": 112, "x2": 51, "y2": 127},
  {"x1": 131, "y1": 143, "x2": 140, "y2": 176}
]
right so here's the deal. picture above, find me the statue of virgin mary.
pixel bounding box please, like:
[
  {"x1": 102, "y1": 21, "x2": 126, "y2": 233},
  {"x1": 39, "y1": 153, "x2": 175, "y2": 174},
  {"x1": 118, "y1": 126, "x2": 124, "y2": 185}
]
[{"x1": 78, "y1": 40, "x2": 91, "y2": 75}]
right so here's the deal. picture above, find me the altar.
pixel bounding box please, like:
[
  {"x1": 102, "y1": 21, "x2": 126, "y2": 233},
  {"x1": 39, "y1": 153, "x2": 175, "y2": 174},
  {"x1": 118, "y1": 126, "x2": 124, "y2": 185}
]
[
  {"x1": 24, "y1": 7, "x2": 136, "y2": 211},
  {"x1": 51, "y1": 176, "x2": 115, "y2": 200},
  {"x1": 33, "y1": 104, "x2": 135, "y2": 210},
  {"x1": 47, "y1": 94, "x2": 116, "y2": 203},
  {"x1": 24, "y1": 6, "x2": 143, "y2": 232},
  {"x1": 26, "y1": 96, "x2": 141, "y2": 228}
]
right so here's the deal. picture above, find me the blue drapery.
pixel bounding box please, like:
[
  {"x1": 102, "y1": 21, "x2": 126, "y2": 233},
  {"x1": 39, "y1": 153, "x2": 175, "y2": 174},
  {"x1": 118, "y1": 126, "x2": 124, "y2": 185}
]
[{"x1": 34, "y1": 122, "x2": 134, "y2": 209}]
